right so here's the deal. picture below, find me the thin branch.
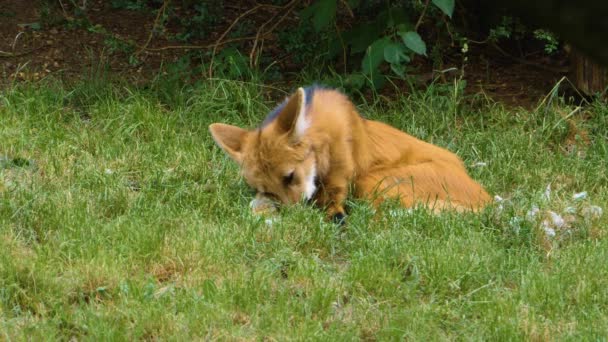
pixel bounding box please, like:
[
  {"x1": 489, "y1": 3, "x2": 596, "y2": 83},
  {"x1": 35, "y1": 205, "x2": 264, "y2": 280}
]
[
  {"x1": 212, "y1": 4, "x2": 267, "y2": 51},
  {"x1": 12, "y1": 31, "x2": 24, "y2": 52},
  {"x1": 334, "y1": 21, "x2": 347, "y2": 73},
  {"x1": 143, "y1": 37, "x2": 253, "y2": 52},
  {"x1": 442, "y1": 16, "x2": 454, "y2": 46},
  {"x1": 208, "y1": 3, "x2": 270, "y2": 76},
  {"x1": 134, "y1": 0, "x2": 170, "y2": 56},
  {"x1": 415, "y1": 0, "x2": 430, "y2": 31},
  {"x1": 467, "y1": 37, "x2": 491, "y2": 45},
  {"x1": 58, "y1": 0, "x2": 70, "y2": 19},
  {"x1": 0, "y1": 32, "x2": 44, "y2": 58},
  {"x1": 492, "y1": 43, "x2": 569, "y2": 74},
  {"x1": 207, "y1": 77, "x2": 289, "y2": 94},
  {"x1": 261, "y1": 0, "x2": 299, "y2": 37},
  {"x1": 340, "y1": 0, "x2": 354, "y2": 18},
  {"x1": 249, "y1": 0, "x2": 299, "y2": 67},
  {"x1": 105, "y1": 33, "x2": 263, "y2": 54},
  {"x1": 0, "y1": 48, "x2": 41, "y2": 58}
]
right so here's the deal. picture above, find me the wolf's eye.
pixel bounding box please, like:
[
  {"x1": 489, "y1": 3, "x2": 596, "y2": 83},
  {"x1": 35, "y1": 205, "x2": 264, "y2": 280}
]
[{"x1": 283, "y1": 171, "x2": 295, "y2": 186}]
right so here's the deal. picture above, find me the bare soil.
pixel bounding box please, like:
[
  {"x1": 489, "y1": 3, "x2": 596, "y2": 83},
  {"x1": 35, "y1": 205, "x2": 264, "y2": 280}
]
[{"x1": 0, "y1": 0, "x2": 570, "y2": 108}]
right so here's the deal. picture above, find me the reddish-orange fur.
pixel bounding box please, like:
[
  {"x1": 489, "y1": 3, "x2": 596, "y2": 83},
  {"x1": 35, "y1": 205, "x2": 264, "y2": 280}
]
[{"x1": 210, "y1": 87, "x2": 491, "y2": 219}]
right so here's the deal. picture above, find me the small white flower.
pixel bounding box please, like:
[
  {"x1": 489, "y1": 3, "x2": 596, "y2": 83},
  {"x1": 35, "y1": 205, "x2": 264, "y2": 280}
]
[{"x1": 104, "y1": 168, "x2": 113, "y2": 175}]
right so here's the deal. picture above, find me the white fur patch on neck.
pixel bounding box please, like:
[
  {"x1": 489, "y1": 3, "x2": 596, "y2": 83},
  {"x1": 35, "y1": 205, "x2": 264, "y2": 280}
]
[
  {"x1": 303, "y1": 163, "x2": 317, "y2": 200},
  {"x1": 294, "y1": 87, "x2": 310, "y2": 138}
]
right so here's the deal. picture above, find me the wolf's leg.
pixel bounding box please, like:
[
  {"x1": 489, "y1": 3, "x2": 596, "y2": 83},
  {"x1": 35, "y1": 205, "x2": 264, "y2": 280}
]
[{"x1": 314, "y1": 176, "x2": 349, "y2": 223}]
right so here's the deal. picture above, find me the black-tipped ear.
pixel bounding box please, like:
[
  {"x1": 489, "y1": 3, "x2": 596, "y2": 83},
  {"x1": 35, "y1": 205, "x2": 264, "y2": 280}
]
[
  {"x1": 209, "y1": 123, "x2": 248, "y2": 163},
  {"x1": 275, "y1": 87, "x2": 309, "y2": 140}
]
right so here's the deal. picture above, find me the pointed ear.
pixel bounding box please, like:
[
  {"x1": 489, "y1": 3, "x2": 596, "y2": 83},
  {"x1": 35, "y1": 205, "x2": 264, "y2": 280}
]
[
  {"x1": 209, "y1": 123, "x2": 248, "y2": 163},
  {"x1": 275, "y1": 87, "x2": 309, "y2": 141}
]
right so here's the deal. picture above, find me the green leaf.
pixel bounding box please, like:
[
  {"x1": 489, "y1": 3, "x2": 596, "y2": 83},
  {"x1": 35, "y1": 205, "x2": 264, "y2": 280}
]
[
  {"x1": 383, "y1": 42, "x2": 410, "y2": 64},
  {"x1": 399, "y1": 31, "x2": 427, "y2": 56},
  {"x1": 344, "y1": 73, "x2": 366, "y2": 89},
  {"x1": 431, "y1": 0, "x2": 455, "y2": 18},
  {"x1": 301, "y1": 0, "x2": 337, "y2": 32},
  {"x1": 362, "y1": 37, "x2": 390, "y2": 75}
]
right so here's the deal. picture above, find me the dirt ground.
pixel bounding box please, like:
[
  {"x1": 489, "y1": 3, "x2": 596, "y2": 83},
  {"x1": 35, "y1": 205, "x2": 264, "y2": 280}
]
[{"x1": 0, "y1": 0, "x2": 570, "y2": 108}]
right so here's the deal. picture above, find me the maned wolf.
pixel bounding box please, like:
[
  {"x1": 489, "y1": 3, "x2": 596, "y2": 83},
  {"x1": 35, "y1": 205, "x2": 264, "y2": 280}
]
[{"x1": 210, "y1": 86, "x2": 491, "y2": 223}]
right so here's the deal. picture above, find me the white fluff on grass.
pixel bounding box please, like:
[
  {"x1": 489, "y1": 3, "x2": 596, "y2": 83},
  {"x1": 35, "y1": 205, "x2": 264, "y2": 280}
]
[
  {"x1": 582, "y1": 205, "x2": 603, "y2": 220},
  {"x1": 572, "y1": 191, "x2": 588, "y2": 200},
  {"x1": 500, "y1": 187, "x2": 603, "y2": 239}
]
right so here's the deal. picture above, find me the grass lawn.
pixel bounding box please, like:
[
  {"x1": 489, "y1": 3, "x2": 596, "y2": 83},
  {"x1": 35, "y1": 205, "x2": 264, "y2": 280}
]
[{"x1": 1, "y1": 78, "x2": 607, "y2": 340}]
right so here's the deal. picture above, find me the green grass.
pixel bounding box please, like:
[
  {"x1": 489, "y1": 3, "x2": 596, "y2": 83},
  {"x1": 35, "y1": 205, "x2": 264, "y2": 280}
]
[{"x1": 1, "y1": 78, "x2": 607, "y2": 340}]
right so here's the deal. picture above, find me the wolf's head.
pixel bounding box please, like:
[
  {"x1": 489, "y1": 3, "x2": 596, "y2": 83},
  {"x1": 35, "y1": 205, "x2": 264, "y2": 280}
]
[{"x1": 209, "y1": 88, "x2": 317, "y2": 205}]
